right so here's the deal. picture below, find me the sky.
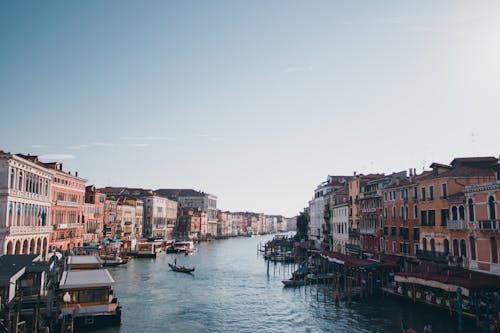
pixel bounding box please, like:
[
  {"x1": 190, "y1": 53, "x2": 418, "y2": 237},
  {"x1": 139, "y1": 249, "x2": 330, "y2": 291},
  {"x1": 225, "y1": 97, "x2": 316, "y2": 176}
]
[{"x1": 1, "y1": 1, "x2": 500, "y2": 217}]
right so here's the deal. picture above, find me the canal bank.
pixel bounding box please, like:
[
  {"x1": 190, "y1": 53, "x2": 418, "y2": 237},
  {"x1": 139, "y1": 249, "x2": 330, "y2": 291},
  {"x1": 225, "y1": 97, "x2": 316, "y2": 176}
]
[{"x1": 100, "y1": 234, "x2": 480, "y2": 333}]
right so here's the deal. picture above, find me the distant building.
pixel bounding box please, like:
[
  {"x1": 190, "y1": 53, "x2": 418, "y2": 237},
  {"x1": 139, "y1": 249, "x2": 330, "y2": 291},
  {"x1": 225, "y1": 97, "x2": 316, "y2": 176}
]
[
  {"x1": 155, "y1": 189, "x2": 217, "y2": 238},
  {"x1": 0, "y1": 152, "x2": 52, "y2": 258},
  {"x1": 84, "y1": 185, "x2": 106, "y2": 242}
]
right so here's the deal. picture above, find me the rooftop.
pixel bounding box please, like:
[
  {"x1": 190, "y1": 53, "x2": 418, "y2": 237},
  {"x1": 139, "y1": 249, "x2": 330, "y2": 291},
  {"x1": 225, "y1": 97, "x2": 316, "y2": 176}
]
[{"x1": 59, "y1": 269, "x2": 114, "y2": 289}]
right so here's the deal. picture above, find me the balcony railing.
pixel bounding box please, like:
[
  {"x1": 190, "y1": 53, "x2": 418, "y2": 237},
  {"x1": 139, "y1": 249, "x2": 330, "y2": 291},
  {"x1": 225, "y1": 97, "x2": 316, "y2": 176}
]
[
  {"x1": 416, "y1": 249, "x2": 448, "y2": 262},
  {"x1": 447, "y1": 219, "x2": 466, "y2": 230},
  {"x1": 360, "y1": 207, "x2": 377, "y2": 213},
  {"x1": 56, "y1": 200, "x2": 79, "y2": 207},
  {"x1": 359, "y1": 228, "x2": 377, "y2": 235},
  {"x1": 478, "y1": 220, "x2": 500, "y2": 231},
  {"x1": 56, "y1": 223, "x2": 83, "y2": 230},
  {"x1": 359, "y1": 190, "x2": 382, "y2": 199},
  {"x1": 448, "y1": 255, "x2": 469, "y2": 268},
  {"x1": 5, "y1": 225, "x2": 53, "y2": 236}
]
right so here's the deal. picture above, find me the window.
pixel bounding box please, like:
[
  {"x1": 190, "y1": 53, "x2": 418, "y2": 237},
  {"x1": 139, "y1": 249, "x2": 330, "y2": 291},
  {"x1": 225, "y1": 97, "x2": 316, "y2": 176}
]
[
  {"x1": 421, "y1": 187, "x2": 426, "y2": 201},
  {"x1": 10, "y1": 169, "x2": 15, "y2": 189},
  {"x1": 423, "y1": 238, "x2": 427, "y2": 251},
  {"x1": 468, "y1": 198, "x2": 475, "y2": 222},
  {"x1": 460, "y1": 239, "x2": 467, "y2": 258},
  {"x1": 441, "y1": 184, "x2": 447, "y2": 199},
  {"x1": 489, "y1": 196, "x2": 496, "y2": 220},
  {"x1": 444, "y1": 239, "x2": 450, "y2": 255},
  {"x1": 452, "y1": 206, "x2": 458, "y2": 220},
  {"x1": 470, "y1": 237, "x2": 476, "y2": 261},
  {"x1": 441, "y1": 209, "x2": 449, "y2": 226},
  {"x1": 430, "y1": 238, "x2": 436, "y2": 253},
  {"x1": 413, "y1": 187, "x2": 418, "y2": 200},
  {"x1": 429, "y1": 186, "x2": 434, "y2": 200},
  {"x1": 491, "y1": 237, "x2": 498, "y2": 264},
  {"x1": 413, "y1": 228, "x2": 419, "y2": 241},
  {"x1": 428, "y1": 210, "x2": 435, "y2": 226},
  {"x1": 459, "y1": 206, "x2": 465, "y2": 220},
  {"x1": 421, "y1": 210, "x2": 427, "y2": 226},
  {"x1": 414, "y1": 205, "x2": 418, "y2": 219},
  {"x1": 391, "y1": 226, "x2": 396, "y2": 236}
]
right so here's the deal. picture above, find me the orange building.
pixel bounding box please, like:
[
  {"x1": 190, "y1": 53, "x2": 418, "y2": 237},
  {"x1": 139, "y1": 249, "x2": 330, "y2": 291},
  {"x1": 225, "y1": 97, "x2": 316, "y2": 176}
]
[
  {"x1": 382, "y1": 170, "x2": 431, "y2": 258},
  {"x1": 416, "y1": 157, "x2": 497, "y2": 267},
  {"x1": 84, "y1": 185, "x2": 106, "y2": 242}
]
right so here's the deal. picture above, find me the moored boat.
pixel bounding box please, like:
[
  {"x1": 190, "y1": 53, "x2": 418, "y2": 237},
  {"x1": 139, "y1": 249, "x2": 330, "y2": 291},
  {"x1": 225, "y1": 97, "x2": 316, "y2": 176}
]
[
  {"x1": 173, "y1": 241, "x2": 195, "y2": 253},
  {"x1": 282, "y1": 278, "x2": 306, "y2": 287}
]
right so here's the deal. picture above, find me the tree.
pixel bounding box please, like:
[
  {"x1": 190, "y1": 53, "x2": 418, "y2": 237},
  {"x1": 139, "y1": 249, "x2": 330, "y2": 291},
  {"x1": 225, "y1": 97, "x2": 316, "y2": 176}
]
[{"x1": 295, "y1": 211, "x2": 309, "y2": 241}]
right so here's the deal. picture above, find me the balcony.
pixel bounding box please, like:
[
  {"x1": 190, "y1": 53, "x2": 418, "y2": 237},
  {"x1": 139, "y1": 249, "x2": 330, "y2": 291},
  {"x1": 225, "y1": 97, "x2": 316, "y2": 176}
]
[
  {"x1": 447, "y1": 219, "x2": 466, "y2": 230},
  {"x1": 4, "y1": 225, "x2": 53, "y2": 236},
  {"x1": 359, "y1": 190, "x2": 382, "y2": 199},
  {"x1": 448, "y1": 255, "x2": 469, "y2": 269},
  {"x1": 56, "y1": 223, "x2": 83, "y2": 230},
  {"x1": 416, "y1": 249, "x2": 448, "y2": 263},
  {"x1": 360, "y1": 207, "x2": 377, "y2": 213},
  {"x1": 478, "y1": 220, "x2": 500, "y2": 231},
  {"x1": 56, "y1": 200, "x2": 79, "y2": 207},
  {"x1": 359, "y1": 228, "x2": 377, "y2": 235}
]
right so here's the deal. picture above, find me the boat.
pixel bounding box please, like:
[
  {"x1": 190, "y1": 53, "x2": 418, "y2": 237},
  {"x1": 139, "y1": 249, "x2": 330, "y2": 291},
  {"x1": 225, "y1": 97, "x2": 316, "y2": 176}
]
[
  {"x1": 135, "y1": 242, "x2": 157, "y2": 258},
  {"x1": 59, "y1": 269, "x2": 122, "y2": 330},
  {"x1": 282, "y1": 278, "x2": 306, "y2": 287},
  {"x1": 100, "y1": 255, "x2": 128, "y2": 267},
  {"x1": 173, "y1": 241, "x2": 195, "y2": 253},
  {"x1": 168, "y1": 262, "x2": 195, "y2": 273}
]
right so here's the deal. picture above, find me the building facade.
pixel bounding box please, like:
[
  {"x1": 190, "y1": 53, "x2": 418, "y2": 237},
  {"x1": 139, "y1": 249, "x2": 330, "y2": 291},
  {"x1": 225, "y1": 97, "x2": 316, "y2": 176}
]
[{"x1": 0, "y1": 152, "x2": 52, "y2": 258}]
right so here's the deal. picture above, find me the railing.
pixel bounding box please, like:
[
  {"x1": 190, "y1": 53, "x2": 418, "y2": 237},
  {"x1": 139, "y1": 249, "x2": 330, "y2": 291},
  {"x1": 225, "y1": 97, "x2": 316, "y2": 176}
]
[
  {"x1": 360, "y1": 207, "x2": 377, "y2": 213},
  {"x1": 56, "y1": 200, "x2": 79, "y2": 207},
  {"x1": 359, "y1": 190, "x2": 382, "y2": 199},
  {"x1": 5, "y1": 225, "x2": 53, "y2": 235},
  {"x1": 448, "y1": 255, "x2": 469, "y2": 268},
  {"x1": 416, "y1": 249, "x2": 448, "y2": 262},
  {"x1": 56, "y1": 223, "x2": 83, "y2": 230},
  {"x1": 479, "y1": 220, "x2": 500, "y2": 231},
  {"x1": 447, "y1": 219, "x2": 466, "y2": 230},
  {"x1": 359, "y1": 228, "x2": 377, "y2": 235}
]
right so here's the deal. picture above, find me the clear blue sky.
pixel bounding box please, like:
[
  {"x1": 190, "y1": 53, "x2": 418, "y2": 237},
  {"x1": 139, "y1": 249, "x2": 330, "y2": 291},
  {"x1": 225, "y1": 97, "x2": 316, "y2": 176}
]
[{"x1": 1, "y1": 1, "x2": 499, "y2": 217}]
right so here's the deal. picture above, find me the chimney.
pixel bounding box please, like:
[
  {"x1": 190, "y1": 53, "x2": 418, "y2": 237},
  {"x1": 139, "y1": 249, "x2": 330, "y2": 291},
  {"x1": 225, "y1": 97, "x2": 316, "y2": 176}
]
[
  {"x1": 76, "y1": 171, "x2": 78, "y2": 177},
  {"x1": 59, "y1": 164, "x2": 63, "y2": 171},
  {"x1": 353, "y1": 171, "x2": 357, "y2": 177}
]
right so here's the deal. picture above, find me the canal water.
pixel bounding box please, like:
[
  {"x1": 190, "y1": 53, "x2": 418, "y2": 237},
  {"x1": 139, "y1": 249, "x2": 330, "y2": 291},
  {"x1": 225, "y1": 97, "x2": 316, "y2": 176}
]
[{"x1": 99, "y1": 235, "x2": 479, "y2": 333}]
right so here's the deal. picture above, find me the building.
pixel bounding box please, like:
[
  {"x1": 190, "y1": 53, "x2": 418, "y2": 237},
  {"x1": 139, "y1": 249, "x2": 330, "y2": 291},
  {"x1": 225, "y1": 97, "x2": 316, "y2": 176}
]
[
  {"x1": 100, "y1": 188, "x2": 176, "y2": 239},
  {"x1": 309, "y1": 175, "x2": 351, "y2": 248},
  {"x1": 464, "y1": 174, "x2": 500, "y2": 275},
  {"x1": 155, "y1": 189, "x2": 217, "y2": 237},
  {"x1": 0, "y1": 152, "x2": 53, "y2": 258},
  {"x1": 416, "y1": 158, "x2": 497, "y2": 267},
  {"x1": 382, "y1": 169, "x2": 429, "y2": 258},
  {"x1": 42, "y1": 162, "x2": 86, "y2": 251},
  {"x1": 329, "y1": 185, "x2": 349, "y2": 253},
  {"x1": 84, "y1": 185, "x2": 106, "y2": 242},
  {"x1": 359, "y1": 172, "x2": 406, "y2": 254}
]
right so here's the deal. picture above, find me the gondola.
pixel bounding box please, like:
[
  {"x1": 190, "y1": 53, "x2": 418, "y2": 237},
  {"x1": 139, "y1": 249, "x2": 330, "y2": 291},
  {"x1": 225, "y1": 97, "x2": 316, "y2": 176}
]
[{"x1": 168, "y1": 262, "x2": 195, "y2": 273}]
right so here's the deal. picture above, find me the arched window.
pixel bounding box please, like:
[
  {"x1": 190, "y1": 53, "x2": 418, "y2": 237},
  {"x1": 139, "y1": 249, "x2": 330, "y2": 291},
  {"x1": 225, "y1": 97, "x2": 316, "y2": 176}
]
[
  {"x1": 430, "y1": 239, "x2": 436, "y2": 253},
  {"x1": 460, "y1": 239, "x2": 467, "y2": 257},
  {"x1": 45, "y1": 180, "x2": 49, "y2": 197},
  {"x1": 459, "y1": 206, "x2": 465, "y2": 220},
  {"x1": 489, "y1": 196, "x2": 496, "y2": 220},
  {"x1": 444, "y1": 239, "x2": 450, "y2": 255},
  {"x1": 468, "y1": 199, "x2": 475, "y2": 222},
  {"x1": 423, "y1": 238, "x2": 427, "y2": 251},
  {"x1": 470, "y1": 237, "x2": 476, "y2": 261},
  {"x1": 452, "y1": 206, "x2": 458, "y2": 220},
  {"x1": 453, "y1": 239, "x2": 459, "y2": 256}
]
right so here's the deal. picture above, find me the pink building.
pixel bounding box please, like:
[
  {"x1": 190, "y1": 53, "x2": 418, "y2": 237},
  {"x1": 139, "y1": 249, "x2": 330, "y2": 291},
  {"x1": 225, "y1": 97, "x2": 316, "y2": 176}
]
[
  {"x1": 465, "y1": 175, "x2": 500, "y2": 275},
  {"x1": 43, "y1": 162, "x2": 86, "y2": 251}
]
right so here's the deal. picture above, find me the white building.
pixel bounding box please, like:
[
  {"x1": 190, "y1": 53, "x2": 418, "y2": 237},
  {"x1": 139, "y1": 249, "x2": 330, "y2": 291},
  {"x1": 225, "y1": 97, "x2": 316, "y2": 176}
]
[
  {"x1": 331, "y1": 202, "x2": 349, "y2": 254},
  {"x1": 0, "y1": 152, "x2": 53, "y2": 258}
]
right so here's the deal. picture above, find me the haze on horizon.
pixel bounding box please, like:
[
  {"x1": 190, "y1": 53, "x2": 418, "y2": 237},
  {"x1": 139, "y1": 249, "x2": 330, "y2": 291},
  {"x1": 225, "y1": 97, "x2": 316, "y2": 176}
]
[{"x1": 1, "y1": 1, "x2": 499, "y2": 217}]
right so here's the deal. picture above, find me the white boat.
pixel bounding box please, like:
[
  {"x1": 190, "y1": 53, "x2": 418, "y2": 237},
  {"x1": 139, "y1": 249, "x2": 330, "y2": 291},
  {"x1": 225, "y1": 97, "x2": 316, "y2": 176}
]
[{"x1": 173, "y1": 241, "x2": 194, "y2": 253}]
